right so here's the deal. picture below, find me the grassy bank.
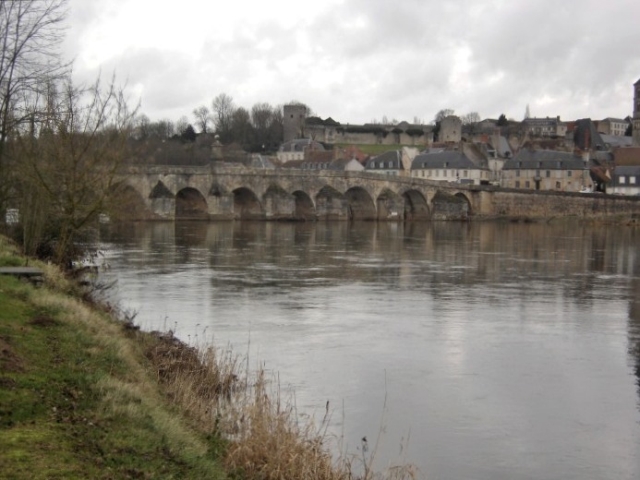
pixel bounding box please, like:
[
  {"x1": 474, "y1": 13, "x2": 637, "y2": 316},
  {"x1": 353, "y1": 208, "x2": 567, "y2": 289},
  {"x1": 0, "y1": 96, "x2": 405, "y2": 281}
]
[{"x1": 0, "y1": 236, "x2": 417, "y2": 479}]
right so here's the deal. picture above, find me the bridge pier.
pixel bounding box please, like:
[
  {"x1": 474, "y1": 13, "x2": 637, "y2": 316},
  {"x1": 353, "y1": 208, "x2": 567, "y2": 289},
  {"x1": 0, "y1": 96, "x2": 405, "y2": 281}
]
[{"x1": 150, "y1": 197, "x2": 176, "y2": 219}]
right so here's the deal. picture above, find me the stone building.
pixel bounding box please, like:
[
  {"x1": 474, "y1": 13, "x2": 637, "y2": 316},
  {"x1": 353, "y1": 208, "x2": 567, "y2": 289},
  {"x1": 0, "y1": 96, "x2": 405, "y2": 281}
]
[
  {"x1": 595, "y1": 117, "x2": 630, "y2": 137},
  {"x1": 523, "y1": 116, "x2": 567, "y2": 138},
  {"x1": 283, "y1": 104, "x2": 307, "y2": 143},
  {"x1": 276, "y1": 139, "x2": 325, "y2": 163},
  {"x1": 365, "y1": 147, "x2": 419, "y2": 176},
  {"x1": 502, "y1": 149, "x2": 590, "y2": 192},
  {"x1": 439, "y1": 115, "x2": 462, "y2": 143},
  {"x1": 633, "y1": 78, "x2": 640, "y2": 147},
  {"x1": 411, "y1": 150, "x2": 490, "y2": 185},
  {"x1": 610, "y1": 166, "x2": 640, "y2": 195},
  {"x1": 303, "y1": 117, "x2": 433, "y2": 146}
]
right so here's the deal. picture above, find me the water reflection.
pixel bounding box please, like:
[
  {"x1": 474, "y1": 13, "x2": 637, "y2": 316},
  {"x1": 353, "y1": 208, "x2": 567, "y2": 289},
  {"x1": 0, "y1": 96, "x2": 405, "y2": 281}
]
[{"x1": 101, "y1": 221, "x2": 640, "y2": 480}]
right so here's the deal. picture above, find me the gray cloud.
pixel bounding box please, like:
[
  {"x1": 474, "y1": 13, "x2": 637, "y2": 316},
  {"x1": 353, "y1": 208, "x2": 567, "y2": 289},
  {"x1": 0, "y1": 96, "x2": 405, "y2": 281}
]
[{"x1": 65, "y1": 0, "x2": 640, "y2": 125}]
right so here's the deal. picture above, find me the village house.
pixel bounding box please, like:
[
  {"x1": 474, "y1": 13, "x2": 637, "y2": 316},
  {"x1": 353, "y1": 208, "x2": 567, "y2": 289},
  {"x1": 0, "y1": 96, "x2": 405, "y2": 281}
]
[
  {"x1": 523, "y1": 116, "x2": 567, "y2": 138},
  {"x1": 365, "y1": 150, "x2": 403, "y2": 176},
  {"x1": 411, "y1": 150, "x2": 491, "y2": 185},
  {"x1": 501, "y1": 149, "x2": 591, "y2": 192},
  {"x1": 595, "y1": 118, "x2": 630, "y2": 137},
  {"x1": 609, "y1": 147, "x2": 640, "y2": 195},
  {"x1": 276, "y1": 139, "x2": 325, "y2": 163},
  {"x1": 610, "y1": 166, "x2": 640, "y2": 195},
  {"x1": 365, "y1": 147, "x2": 419, "y2": 176}
]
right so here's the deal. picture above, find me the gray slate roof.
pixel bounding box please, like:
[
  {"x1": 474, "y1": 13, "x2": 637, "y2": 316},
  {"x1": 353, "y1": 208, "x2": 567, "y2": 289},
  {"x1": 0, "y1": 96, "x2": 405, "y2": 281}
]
[
  {"x1": 365, "y1": 150, "x2": 401, "y2": 169},
  {"x1": 614, "y1": 165, "x2": 640, "y2": 177},
  {"x1": 504, "y1": 150, "x2": 587, "y2": 170},
  {"x1": 601, "y1": 134, "x2": 633, "y2": 148},
  {"x1": 411, "y1": 151, "x2": 487, "y2": 170}
]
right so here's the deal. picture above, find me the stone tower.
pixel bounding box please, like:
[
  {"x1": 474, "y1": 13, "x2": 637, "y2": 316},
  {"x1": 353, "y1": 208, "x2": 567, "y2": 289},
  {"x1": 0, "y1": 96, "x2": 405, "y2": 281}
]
[
  {"x1": 283, "y1": 104, "x2": 307, "y2": 143},
  {"x1": 634, "y1": 78, "x2": 640, "y2": 146},
  {"x1": 440, "y1": 115, "x2": 462, "y2": 143}
]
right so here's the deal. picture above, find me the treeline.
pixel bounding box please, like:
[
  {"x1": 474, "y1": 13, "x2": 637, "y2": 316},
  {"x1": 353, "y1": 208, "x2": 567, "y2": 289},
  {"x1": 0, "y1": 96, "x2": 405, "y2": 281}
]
[{"x1": 134, "y1": 94, "x2": 310, "y2": 154}]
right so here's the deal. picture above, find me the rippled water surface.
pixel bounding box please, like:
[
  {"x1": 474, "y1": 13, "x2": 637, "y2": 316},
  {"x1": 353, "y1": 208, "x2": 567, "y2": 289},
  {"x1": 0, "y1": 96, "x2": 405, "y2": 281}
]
[{"x1": 100, "y1": 221, "x2": 640, "y2": 480}]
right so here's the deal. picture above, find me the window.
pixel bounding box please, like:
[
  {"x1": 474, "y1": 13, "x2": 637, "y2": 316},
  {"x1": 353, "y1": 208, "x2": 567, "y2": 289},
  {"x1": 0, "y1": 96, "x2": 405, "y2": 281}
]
[
  {"x1": 525, "y1": 181, "x2": 530, "y2": 188},
  {"x1": 567, "y1": 171, "x2": 572, "y2": 177},
  {"x1": 556, "y1": 181, "x2": 561, "y2": 189},
  {"x1": 535, "y1": 169, "x2": 540, "y2": 177},
  {"x1": 516, "y1": 170, "x2": 520, "y2": 177},
  {"x1": 620, "y1": 176, "x2": 626, "y2": 184},
  {"x1": 464, "y1": 170, "x2": 468, "y2": 177},
  {"x1": 630, "y1": 176, "x2": 636, "y2": 185},
  {"x1": 515, "y1": 181, "x2": 520, "y2": 188},
  {"x1": 436, "y1": 170, "x2": 440, "y2": 177},
  {"x1": 444, "y1": 170, "x2": 447, "y2": 177},
  {"x1": 546, "y1": 170, "x2": 550, "y2": 178}
]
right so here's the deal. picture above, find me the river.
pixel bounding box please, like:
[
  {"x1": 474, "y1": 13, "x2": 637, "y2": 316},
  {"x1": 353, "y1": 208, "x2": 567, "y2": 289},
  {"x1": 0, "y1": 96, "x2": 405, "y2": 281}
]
[{"x1": 99, "y1": 220, "x2": 640, "y2": 480}]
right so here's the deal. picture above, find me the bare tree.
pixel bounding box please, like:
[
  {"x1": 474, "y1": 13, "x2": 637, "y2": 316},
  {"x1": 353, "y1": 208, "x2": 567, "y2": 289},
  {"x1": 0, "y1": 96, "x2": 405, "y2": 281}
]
[
  {"x1": 211, "y1": 93, "x2": 235, "y2": 143},
  {"x1": 148, "y1": 118, "x2": 174, "y2": 139},
  {"x1": 192, "y1": 105, "x2": 210, "y2": 134},
  {"x1": 461, "y1": 112, "x2": 481, "y2": 125},
  {"x1": 135, "y1": 113, "x2": 151, "y2": 139},
  {"x1": 230, "y1": 107, "x2": 251, "y2": 146},
  {"x1": 433, "y1": 109, "x2": 455, "y2": 124},
  {"x1": 0, "y1": 0, "x2": 69, "y2": 215},
  {"x1": 14, "y1": 75, "x2": 137, "y2": 264},
  {"x1": 175, "y1": 116, "x2": 189, "y2": 136}
]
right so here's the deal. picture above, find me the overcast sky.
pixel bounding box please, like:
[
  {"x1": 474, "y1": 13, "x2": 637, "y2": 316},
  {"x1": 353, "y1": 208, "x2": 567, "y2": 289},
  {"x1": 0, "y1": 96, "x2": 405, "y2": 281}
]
[{"x1": 63, "y1": 0, "x2": 640, "y2": 127}]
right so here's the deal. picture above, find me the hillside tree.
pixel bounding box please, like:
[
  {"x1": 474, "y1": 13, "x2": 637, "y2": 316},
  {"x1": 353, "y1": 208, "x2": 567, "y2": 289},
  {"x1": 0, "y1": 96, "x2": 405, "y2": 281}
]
[
  {"x1": 192, "y1": 105, "x2": 210, "y2": 134},
  {"x1": 212, "y1": 93, "x2": 235, "y2": 143}
]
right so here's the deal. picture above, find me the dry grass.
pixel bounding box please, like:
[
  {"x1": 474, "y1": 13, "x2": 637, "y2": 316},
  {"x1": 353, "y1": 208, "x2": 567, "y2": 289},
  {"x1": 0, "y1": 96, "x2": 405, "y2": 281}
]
[{"x1": 142, "y1": 330, "x2": 420, "y2": 480}]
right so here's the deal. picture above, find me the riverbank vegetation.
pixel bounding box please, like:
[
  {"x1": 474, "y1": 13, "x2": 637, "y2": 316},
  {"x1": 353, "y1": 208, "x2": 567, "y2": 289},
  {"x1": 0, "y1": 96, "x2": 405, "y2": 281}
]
[{"x1": 0, "y1": 236, "x2": 418, "y2": 479}]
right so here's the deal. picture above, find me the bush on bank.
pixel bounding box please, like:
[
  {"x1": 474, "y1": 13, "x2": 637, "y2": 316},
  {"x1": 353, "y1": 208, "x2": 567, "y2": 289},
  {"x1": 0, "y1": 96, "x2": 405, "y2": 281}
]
[{"x1": 0, "y1": 235, "x2": 418, "y2": 479}]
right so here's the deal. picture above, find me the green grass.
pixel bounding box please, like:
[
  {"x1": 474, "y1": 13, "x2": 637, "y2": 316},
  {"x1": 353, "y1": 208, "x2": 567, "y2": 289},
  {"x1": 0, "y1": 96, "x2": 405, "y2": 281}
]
[{"x1": 0, "y1": 248, "x2": 228, "y2": 479}]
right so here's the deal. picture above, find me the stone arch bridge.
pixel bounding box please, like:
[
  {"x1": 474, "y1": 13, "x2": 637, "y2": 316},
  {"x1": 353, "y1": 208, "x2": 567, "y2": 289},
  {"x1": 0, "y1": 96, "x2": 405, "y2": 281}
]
[{"x1": 118, "y1": 165, "x2": 640, "y2": 221}]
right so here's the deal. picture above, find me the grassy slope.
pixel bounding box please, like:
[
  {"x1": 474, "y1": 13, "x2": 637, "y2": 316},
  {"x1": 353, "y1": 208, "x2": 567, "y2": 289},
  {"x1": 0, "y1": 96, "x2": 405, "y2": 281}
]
[{"x1": 0, "y1": 242, "x2": 228, "y2": 479}]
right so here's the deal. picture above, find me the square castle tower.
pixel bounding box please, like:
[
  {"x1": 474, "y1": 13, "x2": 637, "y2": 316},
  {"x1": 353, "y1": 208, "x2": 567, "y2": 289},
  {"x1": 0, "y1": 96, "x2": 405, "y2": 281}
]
[{"x1": 634, "y1": 78, "x2": 640, "y2": 146}]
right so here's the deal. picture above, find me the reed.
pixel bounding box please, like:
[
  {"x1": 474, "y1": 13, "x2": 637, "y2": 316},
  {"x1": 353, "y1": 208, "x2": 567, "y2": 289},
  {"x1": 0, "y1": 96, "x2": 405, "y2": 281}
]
[{"x1": 140, "y1": 329, "x2": 420, "y2": 479}]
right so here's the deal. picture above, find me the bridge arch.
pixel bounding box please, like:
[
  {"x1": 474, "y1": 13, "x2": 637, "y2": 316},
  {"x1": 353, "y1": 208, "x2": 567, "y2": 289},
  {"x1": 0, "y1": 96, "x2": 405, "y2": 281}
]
[
  {"x1": 402, "y1": 189, "x2": 430, "y2": 221},
  {"x1": 431, "y1": 190, "x2": 469, "y2": 220},
  {"x1": 454, "y1": 192, "x2": 472, "y2": 215},
  {"x1": 345, "y1": 187, "x2": 376, "y2": 220},
  {"x1": 176, "y1": 187, "x2": 209, "y2": 219},
  {"x1": 292, "y1": 190, "x2": 316, "y2": 221},
  {"x1": 376, "y1": 188, "x2": 403, "y2": 221},
  {"x1": 233, "y1": 187, "x2": 264, "y2": 220},
  {"x1": 110, "y1": 184, "x2": 151, "y2": 221}
]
